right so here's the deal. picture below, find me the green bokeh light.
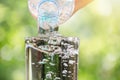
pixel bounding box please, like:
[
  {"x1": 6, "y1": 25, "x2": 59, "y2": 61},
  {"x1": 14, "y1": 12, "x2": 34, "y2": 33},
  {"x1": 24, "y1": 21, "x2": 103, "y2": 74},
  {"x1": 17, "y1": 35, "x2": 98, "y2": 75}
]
[{"x1": 0, "y1": 0, "x2": 120, "y2": 80}]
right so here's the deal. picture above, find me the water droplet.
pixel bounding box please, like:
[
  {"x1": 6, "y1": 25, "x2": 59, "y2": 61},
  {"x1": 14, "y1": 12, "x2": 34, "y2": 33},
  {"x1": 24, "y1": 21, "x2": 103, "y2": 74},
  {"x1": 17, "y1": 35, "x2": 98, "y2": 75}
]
[
  {"x1": 49, "y1": 62, "x2": 55, "y2": 66},
  {"x1": 46, "y1": 73, "x2": 52, "y2": 79},
  {"x1": 63, "y1": 63, "x2": 68, "y2": 67},
  {"x1": 69, "y1": 60, "x2": 75, "y2": 65},
  {"x1": 32, "y1": 63, "x2": 35, "y2": 65},
  {"x1": 54, "y1": 77, "x2": 61, "y2": 80},
  {"x1": 62, "y1": 70, "x2": 67, "y2": 74}
]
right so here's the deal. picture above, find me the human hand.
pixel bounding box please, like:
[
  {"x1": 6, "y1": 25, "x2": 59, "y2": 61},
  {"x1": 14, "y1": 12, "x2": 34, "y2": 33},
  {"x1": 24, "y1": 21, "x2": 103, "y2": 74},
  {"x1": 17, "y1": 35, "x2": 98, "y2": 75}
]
[{"x1": 73, "y1": 0, "x2": 93, "y2": 14}]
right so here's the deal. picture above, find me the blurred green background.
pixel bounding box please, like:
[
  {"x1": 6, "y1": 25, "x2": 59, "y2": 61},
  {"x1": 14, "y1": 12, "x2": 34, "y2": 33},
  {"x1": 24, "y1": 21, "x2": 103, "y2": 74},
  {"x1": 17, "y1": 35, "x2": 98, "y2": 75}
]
[{"x1": 0, "y1": 0, "x2": 120, "y2": 80}]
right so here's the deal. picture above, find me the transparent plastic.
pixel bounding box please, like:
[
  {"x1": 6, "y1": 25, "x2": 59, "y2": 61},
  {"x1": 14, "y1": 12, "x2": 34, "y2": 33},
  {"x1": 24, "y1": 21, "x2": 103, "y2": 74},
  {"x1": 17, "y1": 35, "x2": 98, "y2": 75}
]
[{"x1": 28, "y1": 0, "x2": 75, "y2": 29}]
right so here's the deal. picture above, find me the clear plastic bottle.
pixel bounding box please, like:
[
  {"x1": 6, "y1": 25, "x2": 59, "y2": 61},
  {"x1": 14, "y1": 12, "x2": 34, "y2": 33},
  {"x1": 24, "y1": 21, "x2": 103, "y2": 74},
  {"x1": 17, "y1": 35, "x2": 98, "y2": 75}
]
[{"x1": 28, "y1": 0, "x2": 75, "y2": 29}]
